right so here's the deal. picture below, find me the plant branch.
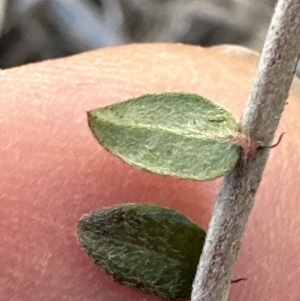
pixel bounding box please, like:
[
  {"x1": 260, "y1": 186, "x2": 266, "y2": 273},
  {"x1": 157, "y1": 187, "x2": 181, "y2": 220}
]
[{"x1": 191, "y1": 1, "x2": 300, "y2": 301}]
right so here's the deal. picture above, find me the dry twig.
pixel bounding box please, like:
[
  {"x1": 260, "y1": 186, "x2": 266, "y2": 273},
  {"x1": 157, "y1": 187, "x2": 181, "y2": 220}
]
[{"x1": 191, "y1": 1, "x2": 300, "y2": 300}]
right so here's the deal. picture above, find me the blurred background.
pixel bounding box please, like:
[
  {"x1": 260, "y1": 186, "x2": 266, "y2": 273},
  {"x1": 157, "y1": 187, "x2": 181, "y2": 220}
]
[{"x1": 0, "y1": 0, "x2": 278, "y2": 69}]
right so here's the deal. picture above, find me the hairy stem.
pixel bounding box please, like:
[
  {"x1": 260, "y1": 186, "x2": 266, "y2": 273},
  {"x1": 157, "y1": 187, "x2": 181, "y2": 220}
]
[{"x1": 191, "y1": 1, "x2": 300, "y2": 301}]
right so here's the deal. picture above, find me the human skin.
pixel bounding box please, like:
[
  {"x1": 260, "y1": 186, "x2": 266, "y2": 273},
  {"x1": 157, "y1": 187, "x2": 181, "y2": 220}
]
[{"x1": 1, "y1": 43, "x2": 300, "y2": 301}]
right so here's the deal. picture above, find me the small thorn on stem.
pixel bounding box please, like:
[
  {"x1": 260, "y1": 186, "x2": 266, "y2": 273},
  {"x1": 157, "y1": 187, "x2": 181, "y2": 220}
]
[
  {"x1": 257, "y1": 132, "x2": 285, "y2": 151},
  {"x1": 231, "y1": 278, "x2": 248, "y2": 284}
]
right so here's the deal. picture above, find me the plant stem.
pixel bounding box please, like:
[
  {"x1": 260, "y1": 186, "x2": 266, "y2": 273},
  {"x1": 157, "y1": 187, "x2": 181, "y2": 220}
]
[{"x1": 191, "y1": 1, "x2": 300, "y2": 301}]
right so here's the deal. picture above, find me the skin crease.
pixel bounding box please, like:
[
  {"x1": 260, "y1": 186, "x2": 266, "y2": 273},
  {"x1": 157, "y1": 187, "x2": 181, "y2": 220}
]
[{"x1": 1, "y1": 43, "x2": 300, "y2": 301}]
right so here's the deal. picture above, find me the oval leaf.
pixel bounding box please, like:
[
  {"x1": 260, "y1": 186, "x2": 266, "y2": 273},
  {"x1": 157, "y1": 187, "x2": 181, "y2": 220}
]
[
  {"x1": 77, "y1": 203, "x2": 206, "y2": 301},
  {"x1": 88, "y1": 92, "x2": 239, "y2": 180}
]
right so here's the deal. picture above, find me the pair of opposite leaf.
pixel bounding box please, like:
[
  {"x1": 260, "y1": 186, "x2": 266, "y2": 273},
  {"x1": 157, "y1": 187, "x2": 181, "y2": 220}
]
[{"x1": 77, "y1": 93, "x2": 241, "y2": 300}]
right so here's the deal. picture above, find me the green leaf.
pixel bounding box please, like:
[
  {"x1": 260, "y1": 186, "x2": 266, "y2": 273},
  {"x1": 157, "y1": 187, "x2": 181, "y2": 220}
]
[
  {"x1": 77, "y1": 203, "x2": 206, "y2": 301},
  {"x1": 88, "y1": 92, "x2": 239, "y2": 180}
]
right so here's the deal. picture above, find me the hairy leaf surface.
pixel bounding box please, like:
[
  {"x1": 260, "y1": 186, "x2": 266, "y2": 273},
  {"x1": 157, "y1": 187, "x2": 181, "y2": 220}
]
[
  {"x1": 88, "y1": 92, "x2": 239, "y2": 180},
  {"x1": 77, "y1": 203, "x2": 206, "y2": 300}
]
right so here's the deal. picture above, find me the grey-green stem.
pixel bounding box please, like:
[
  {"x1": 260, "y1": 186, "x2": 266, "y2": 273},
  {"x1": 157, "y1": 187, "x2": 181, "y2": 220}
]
[{"x1": 191, "y1": 1, "x2": 300, "y2": 301}]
